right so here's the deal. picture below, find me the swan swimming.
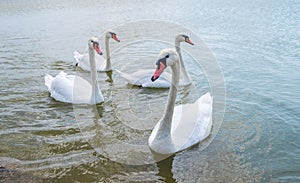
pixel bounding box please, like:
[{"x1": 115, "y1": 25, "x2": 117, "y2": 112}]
[
  {"x1": 45, "y1": 37, "x2": 104, "y2": 104},
  {"x1": 148, "y1": 49, "x2": 213, "y2": 154}
]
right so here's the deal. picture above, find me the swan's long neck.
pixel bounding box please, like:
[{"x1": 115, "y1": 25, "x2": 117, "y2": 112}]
[
  {"x1": 89, "y1": 47, "x2": 100, "y2": 103},
  {"x1": 175, "y1": 41, "x2": 192, "y2": 84},
  {"x1": 105, "y1": 36, "x2": 112, "y2": 71},
  {"x1": 160, "y1": 62, "x2": 180, "y2": 133}
]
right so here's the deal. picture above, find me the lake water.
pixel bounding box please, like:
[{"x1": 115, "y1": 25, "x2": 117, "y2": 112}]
[{"x1": 0, "y1": 0, "x2": 299, "y2": 182}]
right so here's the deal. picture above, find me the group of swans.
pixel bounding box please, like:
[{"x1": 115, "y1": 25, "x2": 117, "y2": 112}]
[
  {"x1": 45, "y1": 37, "x2": 104, "y2": 104},
  {"x1": 44, "y1": 31, "x2": 213, "y2": 155}
]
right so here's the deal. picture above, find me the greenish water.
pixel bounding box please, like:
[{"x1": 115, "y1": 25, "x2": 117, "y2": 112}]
[{"x1": 0, "y1": 0, "x2": 299, "y2": 182}]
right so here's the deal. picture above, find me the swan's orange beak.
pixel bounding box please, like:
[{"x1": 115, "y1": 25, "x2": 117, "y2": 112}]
[
  {"x1": 93, "y1": 43, "x2": 103, "y2": 55},
  {"x1": 112, "y1": 34, "x2": 120, "y2": 42},
  {"x1": 151, "y1": 62, "x2": 166, "y2": 82},
  {"x1": 185, "y1": 37, "x2": 194, "y2": 45}
]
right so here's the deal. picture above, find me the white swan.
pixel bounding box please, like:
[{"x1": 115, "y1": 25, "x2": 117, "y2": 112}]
[
  {"x1": 74, "y1": 30, "x2": 120, "y2": 71},
  {"x1": 116, "y1": 34, "x2": 193, "y2": 88},
  {"x1": 148, "y1": 49, "x2": 213, "y2": 155},
  {"x1": 45, "y1": 37, "x2": 104, "y2": 104}
]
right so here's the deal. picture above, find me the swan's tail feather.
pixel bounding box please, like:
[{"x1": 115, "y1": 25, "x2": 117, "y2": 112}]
[
  {"x1": 44, "y1": 74, "x2": 54, "y2": 91},
  {"x1": 115, "y1": 69, "x2": 125, "y2": 76},
  {"x1": 58, "y1": 71, "x2": 67, "y2": 77},
  {"x1": 73, "y1": 51, "x2": 81, "y2": 64},
  {"x1": 199, "y1": 92, "x2": 212, "y2": 104}
]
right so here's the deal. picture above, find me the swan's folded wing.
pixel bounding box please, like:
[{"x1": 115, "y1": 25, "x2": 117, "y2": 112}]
[
  {"x1": 73, "y1": 51, "x2": 92, "y2": 71},
  {"x1": 49, "y1": 73, "x2": 94, "y2": 103},
  {"x1": 171, "y1": 92, "x2": 213, "y2": 150},
  {"x1": 73, "y1": 51, "x2": 81, "y2": 61},
  {"x1": 49, "y1": 73, "x2": 74, "y2": 103},
  {"x1": 95, "y1": 54, "x2": 107, "y2": 71},
  {"x1": 194, "y1": 92, "x2": 213, "y2": 140}
]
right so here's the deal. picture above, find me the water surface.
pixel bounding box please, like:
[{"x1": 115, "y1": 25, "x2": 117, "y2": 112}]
[{"x1": 0, "y1": 0, "x2": 299, "y2": 182}]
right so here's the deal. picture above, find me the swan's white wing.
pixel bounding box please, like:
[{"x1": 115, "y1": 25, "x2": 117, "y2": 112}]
[
  {"x1": 71, "y1": 75, "x2": 95, "y2": 103},
  {"x1": 148, "y1": 120, "x2": 161, "y2": 146},
  {"x1": 171, "y1": 92, "x2": 212, "y2": 151},
  {"x1": 95, "y1": 55, "x2": 109, "y2": 71},
  {"x1": 49, "y1": 71, "x2": 74, "y2": 103},
  {"x1": 73, "y1": 51, "x2": 82, "y2": 62},
  {"x1": 116, "y1": 69, "x2": 171, "y2": 88},
  {"x1": 74, "y1": 51, "x2": 92, "y2": 71},
  {"x1": 48, "y1": 71, "x2": 95, "y2": 104},
  {"x1": 74, "y1": 51, "x2": 108, "y2": 72},
  {"x1": 192, "y1": 92, "x2": 213, "y2": 143}
]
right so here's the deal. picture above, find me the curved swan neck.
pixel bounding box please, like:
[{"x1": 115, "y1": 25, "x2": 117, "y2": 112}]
[
  {"x1": 161, "y1": 62, "x2": 180, "y2": 130},
  {"x1": 105, "y1": 36, "x2": 112, "y2": 71},
  {"x1": 89, "y1": 46, "x2": 100, "y2": 103},
  {"x1": 175, "y1": 40, "x2": 192, "y2": 84}
]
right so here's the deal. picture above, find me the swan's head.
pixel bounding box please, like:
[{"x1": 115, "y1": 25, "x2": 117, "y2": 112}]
[
  {"x1": 151, "y1": 49, "x2": 179, "y2": 82},
  {"x1": 175, "y1": 34, "x2": 194, "y2": 45},
  {"x1": 88, "y1": 37, "x2": 103, "y2": 55},
  {"x1": 105, "y1": 30, "x2": 120, "y2": 42}
]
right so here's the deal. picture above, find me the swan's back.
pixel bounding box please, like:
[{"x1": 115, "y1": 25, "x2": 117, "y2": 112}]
[
  {"x1": 45, "y1": 71, "x2": 101, "y2": 104},
  {"x1": 73, "y1": 51, "x2": 107, "y2": 71},
  {"x1": 116, "y1": 69, "x2": 172, "y2": 88},
  {"x1": 74, "y1": 51, "x2": 91, "y2": 71}
]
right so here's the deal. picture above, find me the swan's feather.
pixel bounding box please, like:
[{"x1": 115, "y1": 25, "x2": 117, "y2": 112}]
[
  {"x1": 73, "y1": 51, "x2": 81, "y2": 61},
  {"x1": 73, "y1": 51, "x2": 109, "y2": 71},
  {"x1": 44, "y1": 71, "x2": 104, "y2": 104},
  {"x1": 44, "y1": 74, "x2": 54, "y2": 91},
  {"x1": 117, "y1": 69, "x2": 172, "y2": 88},
  {"x1": 171, "y1": 92, "x2": 212, "y2": 150},
  {"x1": 149, "y1": 92, "x2": 212, "y2": 154}
]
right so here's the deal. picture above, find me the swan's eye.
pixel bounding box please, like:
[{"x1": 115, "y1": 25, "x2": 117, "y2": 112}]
[
  {"x1": 165, "y1": 55, "x2": 169, "y2": 58},
  {"x1": 91, "y1": 40, "x2": 99, "y2": 46}
]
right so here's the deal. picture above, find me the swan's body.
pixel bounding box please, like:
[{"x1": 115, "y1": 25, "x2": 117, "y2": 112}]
[
  {"x1": 45, "y1": 37, "x2": 104, "y2": 104},
  {"x1": 117, "y1": 34, "x2": 193, "y2": 88},
  {"x1": 74, "y1": 30, "x2": 120, "y2": 72},
  {"x1": 74, "y1": 51, "x2": 107, "y2": 71},
  {"x1": 116, "y1": 69, "x2": 172, "y2": 88},
  {"x1": 148, "y1": 49, "x2": 213, "y2": 154}
]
